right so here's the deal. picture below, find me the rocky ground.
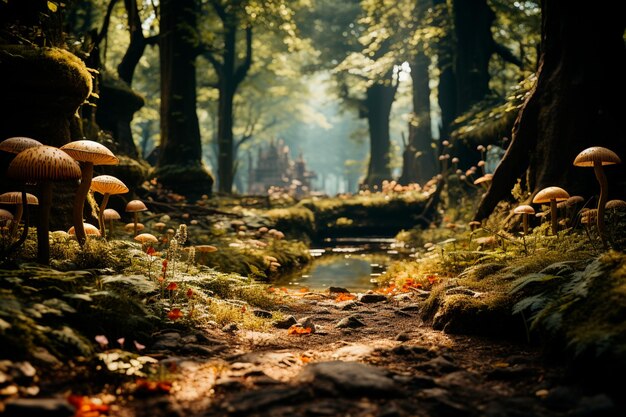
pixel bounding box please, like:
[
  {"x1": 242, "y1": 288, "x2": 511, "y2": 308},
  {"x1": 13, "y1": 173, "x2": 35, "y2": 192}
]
[{"x1": 6, "y1": 288, "x2": 620, "y2": 417}]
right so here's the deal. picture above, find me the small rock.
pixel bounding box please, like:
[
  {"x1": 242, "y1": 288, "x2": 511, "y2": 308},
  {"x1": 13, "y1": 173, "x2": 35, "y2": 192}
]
[
  {"x1": 180, "y1": 344, "x2": 227, "y2": 356},
  {"x1": 215, "y1": 377, "x2": 246, "y2": 390},
  {"x1": 151, "y1": 332, "x2": 181, "y2": 350},
  {"x1": 395, "y1": 332, "x2": 411, "y2": 342},
  {"x1": 274, "y1": 315, "x2": 298, "y2": 329},
  {"x1": 336, "y1": 315, "x2": 366, "y2": 329},
  {"x1": 359, "y1": 293, "x2": 388, "y2": 303},
  {"x1": 222, "y1": 323, "x2": 239, "y2": 333},
  {"x1": 180, "y1": 335, "x2": 198, "y2": 344},
  {"x1": 30, "y1": 348, "x2": 60, "y2": 367},
  {"x1": 4, "y1": 398, "x2": 75, "y2": 417},
  {"x1": 223, "y1": 387, "x2": 308, "y2": 414},
  {"x1": 399, "y1": 304, "x2": 421, "y2": 312},
  {"x1": 393, "y1": 293, "x2": 412, "y2": 302},
  {"x1": 299, "y1": 316, "x2": 317, "y2": 333},
  {"x1": 421, "y1": 388, "x2": 472, "y2": 416},
  {"x1": 329, "y1": 286, "x2": 350, "y2": 294},
  {"x1": 297, "y1": 361, "x2": 398, "y2": 396},
  {"x1": 252, "y1": 309, "x2": 273, "y2": 319},
  {"x1": 417, "y1": 356, "x2": 459, "y2": 374},
  {"x1": 339, "y1": 301, "x2": 359, "y2": 310}
]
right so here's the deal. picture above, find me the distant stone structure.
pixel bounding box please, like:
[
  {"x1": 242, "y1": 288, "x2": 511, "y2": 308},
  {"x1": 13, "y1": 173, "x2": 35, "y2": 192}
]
[{"x1": 248, "y1": 139, "x2": 316, "y2": 195}]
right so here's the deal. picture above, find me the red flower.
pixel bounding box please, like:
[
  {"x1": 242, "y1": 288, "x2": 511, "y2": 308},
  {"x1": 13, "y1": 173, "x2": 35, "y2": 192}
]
[
  {"x1": 161, "y1": 259, "x2": 168, "y2": 273},
  {"x1": 186, "y1": 288, "x2": 194, "y2": 298},
  {"x1": 167, "y1": 308, "x2": 183, "y2": 320},
  {"x1": 146, "y1": 246, "x2": 156, "y2": 256},
  {"x1": 166, "y1": 282, "x2": 178, "y2": 291}
]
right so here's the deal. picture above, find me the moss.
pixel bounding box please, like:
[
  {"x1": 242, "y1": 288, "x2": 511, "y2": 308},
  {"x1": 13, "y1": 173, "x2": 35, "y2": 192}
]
[
  {"x1": 0, "y1": 45, "x2": 92, "y2": 114},
  {"x1": 153, "y1": 163, "x2": 214, "y2": 199},
  {"x1": 264, "y1": 206, "x2": 315, "y2": 240}
]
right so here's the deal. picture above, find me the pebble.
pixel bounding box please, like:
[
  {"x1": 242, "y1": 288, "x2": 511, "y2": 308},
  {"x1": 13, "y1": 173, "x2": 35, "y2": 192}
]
[
  {"x1": 329, "y1": 286, "x2": 350, "y2": 294},
  {"x1": 395, "y1": 332, "x2": 411, "y2": 342},
  {"x1": 222, "y1": 323, "x2": 239, "y2": 333},
  {"x1": 297, "y1": 361, "x2": 398, "y2": 396},
  {"x1": 299, "y1": 316, "x2": 317, "y2": 333},
  {"x1": 336, "y1": 315, "x2": 366, "y2": 329},
  {"x1": 359, "y1": 293, "x2": 388, "y2": 303},
  {"x1": 151, "y1": 332, "x2": 181, "y2": 350},
  {"x1": 273, "y1": 315, "x2": 298, "y2": 329}
]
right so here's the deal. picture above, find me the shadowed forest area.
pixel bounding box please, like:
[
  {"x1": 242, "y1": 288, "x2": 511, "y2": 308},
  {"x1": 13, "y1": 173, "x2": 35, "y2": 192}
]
[{"x1": 0, "y1": 0, "x2": 625, "y2": 416}]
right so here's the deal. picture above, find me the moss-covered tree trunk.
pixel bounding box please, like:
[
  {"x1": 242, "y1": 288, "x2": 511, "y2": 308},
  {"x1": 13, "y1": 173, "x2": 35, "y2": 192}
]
[
  {"x1": 362, "y1": 75, "x2": 397, "y2": 187},
  {"x1": 157, "y1": 0, "x2": 213, "y2": 198},
  {"x1": 474, "y1": 0, "x2": 626, "y2": 221},
  {"x1": 400, "y1": 51, "x2": 435, "y2": 185},
  {"x1": 433, "y1": 0, "x2": 457, "y2": 140}
]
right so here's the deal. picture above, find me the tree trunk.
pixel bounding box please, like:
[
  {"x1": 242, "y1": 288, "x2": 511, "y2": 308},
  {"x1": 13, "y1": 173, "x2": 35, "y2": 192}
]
[
  {"x1": 217, "y1": 23, "x2": 237, "y2": 194},
  {"x1": 362, "y1": 76, "x2": 397, "y2": 187},
  {"x1": 433, "y1": 0, "x2": 457, "y2": 139},
  {"x1": 474, "y1": 0, "x2": 626, "y2": 221},
  {"x1": 157, "y1": 0, "x2": 213, "y2": 198},
  {"x1": 400, "y1": 51, "x2": 435, "y2": 184}
]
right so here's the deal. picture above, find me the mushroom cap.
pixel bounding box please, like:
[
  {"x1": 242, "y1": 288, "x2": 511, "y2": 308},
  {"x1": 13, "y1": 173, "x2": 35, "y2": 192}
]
[
  {"x1": 60, "y1": 140, "x2": 118, "y2": 165},
  {"x1": 556, "y1": 201, "x2": 568, "y2": 209},
  {"x1": 195, "y1": 245, "x2": 218, "y2": 253},
  {"x1": 0, "y1": 192, "x2": 39, "y2": 205},
  {"x1": 68, "y1": 223, "x2": 101, "y2": 236},
  {"x1": 126, "y1": 200, "x2": 148, "y2": 212},
  {"x1": 514, "y1": 205, "x2": 535, "y2": 215},
  {"x1": 102, "y1": 208, "x2": 121, "y2": 221},
  {"x1": 581, "y1": 209, "x2": 598, "y2": 224},
  {"x1": 91, "y1": 175, "x2": 129, "y2": 195},
  {"x1": 0, "y1": 209, "x2": 14, "y2": 220},
  {"x1": 473, "y1": 174, "x2": 493, "y2": 185},
  {"x1": 606, "y1": 199, "x2": 626, "y2": 210},
  {"x1": 573, "y1": 147, "x2": 621, "y2": 167},
  {"x1": 134, "y1": 233, "x2": 158, "y2": 244},
  {"x1": 532, "y1": 186, "x2": 570, "y2": 204},
  {"x1": 7, "y1": 145, "x2": 81, "y2": 181},
  {"x1": 125, "y1": 222, "x2": 145, "y2": 232},
  {"x1": 0, "y1": 137, "x2": 43, "y2": 154},
  {"x1": 566, "y1": 196, "x2": 585, "y2": 207},
  {"x1": 153, "y1": 222, "x2": 166, "y2": 230}
]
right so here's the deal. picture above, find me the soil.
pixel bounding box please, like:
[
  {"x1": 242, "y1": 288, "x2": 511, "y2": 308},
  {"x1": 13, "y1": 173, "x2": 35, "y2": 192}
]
[{"x1": 103, "y1": 290, "x2": 623, "y2": 417}]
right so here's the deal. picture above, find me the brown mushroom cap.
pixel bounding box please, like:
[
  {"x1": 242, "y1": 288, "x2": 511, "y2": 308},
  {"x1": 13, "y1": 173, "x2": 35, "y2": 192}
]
[
  {"x1": 0, "y1": 137, "x2": 43, "y2": 154},
  {"x1": 7, "y1": 145, "x2": 82, "y2": 181},
  {"x1": 473, "y1": 174, "x2": 493, "y2": 185},
  {"x1": 90, "y1": 175, "x2": 129, "y2": 195},
  {"x1": 0, "y1": 192, "x2": 39, "y2": 205},
  {"x1": 606, "y1": 199, "x2": 626, "y2": 210},
  {"x1": 60, "y1": 140, "x2": 118, "y2": 165},
  {"x1": 153, "y1": 222, "x2": 166, "y2": 231},
  {"x1": 102, "y1": 208, "x2": 121, "y2": 221},
  {"x1": 532, "y1": 186, "x2": 570, "y2": 204},
  {"x1": 126, "y1": 200, "x2": 148, "y2": 212},
  {"x1": 125, "y1": 222, "x2": 145, "y2": 232},
  {"x1": 573, "y1": 147, "x2": 621, "y2": 167},
  {"x1": 196, "y1": 245, "x2": 218, "y2": 253},
  {"x1": 566, "y1": 196, "x2": 585, "y2": 207},
  {"x1": 68, "y1": 223, "x2": 101, "y2": 236},
  {"x1": 0, "y1": 209, "x2": 14, "y2": 220},
  {"x1": 514, "y1": 205, "x2": 535, "y2": 215},
  {"x1": 134, "y1": 233, "x2": 158, "y2": 244}
]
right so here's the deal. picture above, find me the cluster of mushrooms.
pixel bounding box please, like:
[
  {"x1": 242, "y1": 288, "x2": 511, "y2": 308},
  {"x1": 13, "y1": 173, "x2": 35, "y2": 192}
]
[
  {"x1": 0, "y1": 137, "x2": 150, "y2": 264},
  {"x1": 512, "y1": 146, "x2": 623, "y2": 248}
]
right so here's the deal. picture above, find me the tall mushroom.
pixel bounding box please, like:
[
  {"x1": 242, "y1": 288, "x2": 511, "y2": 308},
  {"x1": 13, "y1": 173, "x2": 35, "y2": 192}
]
[
  {"x1": 0, "y1": 136, "x2": 43, "y2": 155},
  {"x1": 513, "y1": 205, "x2": 535, "y2": 235},
  {"x1": 68, "y1": 223, "x2": 101, "y2": 240},
  {"x1": 573, "y1": 147, "x2": 622, "y2": 248},
  {"x1": 60, "y1": 140, "x2": 118, "y2": 246},
  {"x1": 0, "y1": 192, "x2": 38, "y2": 238},
  {"x1": 102, "y1": 208, "x2": 121, "y2": 238},
  {"x1": 125, "y1": 200, "x2": 148, "y2": 236},
  {"x1": 90, "y1": 175, "x2": 129, "y2": 237},
  {"x1": 532, "y1": 186, "x2": 570, "y2": 236},
  {"x1": 7, "y1": 146, "x2": 81, "y2": 264}
]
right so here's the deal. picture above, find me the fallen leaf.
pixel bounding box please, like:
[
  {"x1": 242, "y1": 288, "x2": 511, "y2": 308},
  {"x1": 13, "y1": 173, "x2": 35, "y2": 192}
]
[
  {"x1": 335, "y1": 293, "x2": 356, "y2": 302},
  {"x1": 135, "y1": 378, "x2": 173, "y2": 395},
  {"x1": 287, "y1": 325, "x2": 312, "y2": 335}
]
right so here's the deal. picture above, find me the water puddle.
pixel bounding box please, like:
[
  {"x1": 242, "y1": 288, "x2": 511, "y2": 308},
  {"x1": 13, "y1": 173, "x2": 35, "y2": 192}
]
[{"x1": 275, "y1": 237, "x2": 410, "y2": 292}]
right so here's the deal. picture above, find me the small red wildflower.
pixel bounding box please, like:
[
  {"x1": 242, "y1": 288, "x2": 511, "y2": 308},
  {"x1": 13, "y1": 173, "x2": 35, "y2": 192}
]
[
  {"x1": 186, "y1": 288, "x2": 194, "y2": 298},
  {"x1": 166, "y1": 282, "x2": 178, "y2": 291},
  {"x1": 146, "y1": 246, "x2": 156, "y2": 256},
  {"x1": 167, "y1": 308, "x2": 183, "y2": 320}
]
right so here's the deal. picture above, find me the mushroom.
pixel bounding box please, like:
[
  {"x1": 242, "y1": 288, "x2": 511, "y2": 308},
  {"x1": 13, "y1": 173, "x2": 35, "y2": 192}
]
[
  {"x1": 573, "y1": 147, "x2": 621, "y2": 248},
  {"x1": 513, "y1": 205, "x2": 535, "y2": 235},
  {"x1": 0, "y1": 192, "x2": 38, "y2": 238},
  {"x1": 60, "y1": 140, "x2": 118, "y2": 246},
  {"x1": 606, "y1": 199, "x2": 626, "y2": 211},
  {"x1": 125, "y1": 200, "x2": 148, "y2": 236},
  {"x1": 153, "y1": 222, "x2": 166, "y2": 232},
  {"x1": 0, "y1": 209, "x2": 13, "y2": 234},
  {"x1": 0, "y1": 137, "x2": 43, "y2": 154},
  {"x1": 102, "y1": 208, "x2": 121, "y2": 237},
  {"x1": 134, "y1": 233, "x2": 158, "y2": 251},
  {"x1": 125, "y1": 222, "x2": 145, "y2": 234},
  {"x1": 473, "y1": 174, "x2": 493, "y2": 188},
  {"x1": 532, "y1": 186, "x2": 570, "y2": 236},
  {"x1": 7, "y1": 146, "x2": 81, "y2": 264},
  {"x1": 90, "y1": 175, "x2": 129, "y2": 237},
  {"x1": 68, "y1": 223, "x2": 101, "y2": 239},
  {"x1": 468, "y1": 221, "x2": 481, "y2": 231}
]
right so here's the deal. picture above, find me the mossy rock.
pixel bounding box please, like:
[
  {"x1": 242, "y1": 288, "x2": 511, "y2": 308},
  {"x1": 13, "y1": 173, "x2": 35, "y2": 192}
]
[
  {"x1": 154, "y1": 163, "x2": 213, "y2": 200},
  {"x1": 0, "y1": 45, "x2": 92, "y2": 115}
]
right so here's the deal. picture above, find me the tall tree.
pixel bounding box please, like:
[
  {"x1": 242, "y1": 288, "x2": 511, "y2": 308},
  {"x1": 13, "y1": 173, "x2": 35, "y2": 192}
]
[
  {"x1": 157, "y1": 0, "x2": 213, "y2": 197},
  {"x1": 474, "y1": 0, "x2": 626, "y2": 221}
]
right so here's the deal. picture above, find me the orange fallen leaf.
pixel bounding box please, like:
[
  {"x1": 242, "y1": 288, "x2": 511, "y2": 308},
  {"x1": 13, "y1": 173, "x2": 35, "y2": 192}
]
[
  {"x1": 67, "y1": 395, "x2": 110, "y2": 417},
  {"x1": 299, "y1": 287, "x2": 309, "y2": 293},
  {"x1": 287, "y1": 325, "x2": 312, "y2": 335},
  {"x1": 135, "y1": 378, "x2": 173, "y2": 394},
  {"x1": 335, "y1": 293, "x2": 356, "y2": 302},
  {"x1": 300, "y1": 355, "x2": 311, "y2": 363}
]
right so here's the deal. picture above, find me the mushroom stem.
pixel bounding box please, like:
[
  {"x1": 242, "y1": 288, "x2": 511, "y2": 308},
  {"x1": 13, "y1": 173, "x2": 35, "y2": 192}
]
[
  {"x1": 7, "y1": 190, "x2": 29, "y2": 254},
  {"x1": 38, "y1": 182, "x2": 52, "y2": 265},
  {"x1": 550, "y1": 199, "x2": 558, "y2": 235},
  {"x1": 9, "y1": 203, "x2": 23, "y2": 238},
  {"x1": 593, "y1": 160, "x2": 608, "y2": 249},
  {"x1": 73, "y1": 162, "x2": 94, "y2": 247},
  {"x1": 99, "y1": 193, "x2": 111, "y2": 238},
  {"x1": 523, "y1": 213, "x2": 529, "y2": 235},
  {"x1": 133, "y1": 212, "x2": 138, "y2": 236}
]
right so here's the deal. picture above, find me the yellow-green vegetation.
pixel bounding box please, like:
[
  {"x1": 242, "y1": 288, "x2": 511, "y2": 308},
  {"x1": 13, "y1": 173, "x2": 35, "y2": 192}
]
[{"x1": 264, "y1": 206, "x2": 316, "y2": 239}]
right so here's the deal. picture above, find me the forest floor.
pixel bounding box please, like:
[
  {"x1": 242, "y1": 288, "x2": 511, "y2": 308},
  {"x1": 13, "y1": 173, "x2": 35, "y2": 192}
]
[{"x1": 100, "y1": 289, "x2": 622, "y2": 417}]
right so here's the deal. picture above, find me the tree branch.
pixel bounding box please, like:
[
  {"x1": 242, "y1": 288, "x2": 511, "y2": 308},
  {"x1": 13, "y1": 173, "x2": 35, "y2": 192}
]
[
  {"x1": 234, "y1": 26, "x2": 253, "y2": 86},
  {"x1": 202, "y1": 50, "x2": 224, "y2": 76},
  {"x1": 493, "y1": 41, "x2": 524, "y2": 69},
  {"x1": 93, "y1": 0, "x2": 120, "y2": 48}
]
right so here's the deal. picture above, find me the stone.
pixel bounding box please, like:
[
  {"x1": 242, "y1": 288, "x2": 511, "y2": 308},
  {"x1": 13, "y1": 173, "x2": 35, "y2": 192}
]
[
  {"x1": 359, "y1": 293, "x2": 388, "y2": 303},
  {"x1": 420, "y1": 388, "x2": 472, "y2": 417},
  {"x1": 299, "y1": 316, "x2": 317, "y2": 333},
  {"x1": 393, "y1": 293, "x2": 412, "y2": 302},
  {"x1": 395, "y1": 332, "x2": 411, "y2": 342},
  {"x1": 222, "y1": 323, "x2": 239, "y2": 333},
  {"x1": 273, "y1": 315, "x2": 298, "y2": 329},
  {"x1": 252, "y1": 309, "x2": 273, "y2": 319},
  {"x1": 399, "y1": 304, "x2": 421, "y2": 312},
  {"x1": 336, "y1": 315, "x2": 366, "y2": 329},
  {"x1": 297, "y1": 361, "x2": 398, "y2": 396},
  {"x1": 339, "y1": 301, "x2": 359, "y2": 310},
  {"x1": 223, "y1": 387, "x2": 309, "y2": 414},
  {"x1": 417, "y1": 356, "x2": 459, "y2": 374},
  {"x1": 329, "y1": 286, "x2": 350, "y2": 294},
  {"x1": 4, "y1": 398, "x2": 75, "y2": 417},
  {"x1": 179, "y1": 344, "x2": 227, "y2": 356},
  {"x1": 151, "y1": 332, "x2": 181, "y2": 351}
]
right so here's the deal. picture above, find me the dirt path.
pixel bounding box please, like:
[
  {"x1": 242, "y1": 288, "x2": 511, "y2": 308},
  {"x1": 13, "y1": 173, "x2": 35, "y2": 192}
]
[{"x1": 116, "y1": 291, "x2": 622, "y2": 417}]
